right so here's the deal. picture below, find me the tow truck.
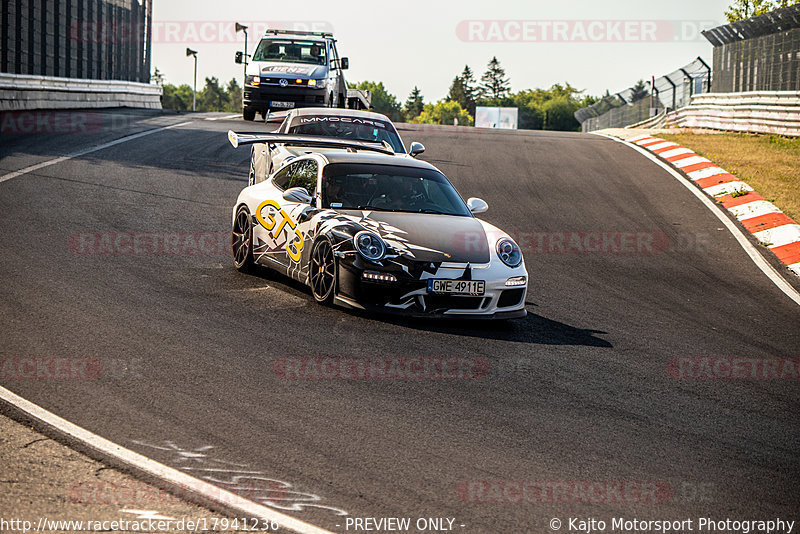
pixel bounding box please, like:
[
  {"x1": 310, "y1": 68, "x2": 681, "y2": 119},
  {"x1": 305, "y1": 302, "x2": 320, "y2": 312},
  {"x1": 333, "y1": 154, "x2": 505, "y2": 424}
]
[{"x1": 236, "y1": 29, "x2": 371, "y2": 121}]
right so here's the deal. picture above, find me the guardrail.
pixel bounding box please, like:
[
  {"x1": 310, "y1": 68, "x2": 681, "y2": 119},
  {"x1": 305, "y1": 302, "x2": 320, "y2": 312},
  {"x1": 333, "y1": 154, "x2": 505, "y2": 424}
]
[
  {"x1": 0, "y1": 74, "x2": 162, "y2": 111},
  {"x1": 625, "y1": 109, "x2": 667, "y2": 130},
  {"x1": 665, "y1": 91, "x2": 800, "y2": 136}
]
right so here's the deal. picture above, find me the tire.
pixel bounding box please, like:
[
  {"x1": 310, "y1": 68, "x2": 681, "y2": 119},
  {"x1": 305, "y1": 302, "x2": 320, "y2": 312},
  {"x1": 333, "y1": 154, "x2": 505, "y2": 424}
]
[
  {"x1": 243, "y1": 108, "x2": 256, "y2": 121},
  {"x1": 232, "y1": 206, "x2": 255, "y2": 272},
  {"x1": 327, "y1": 93, "x2": 334, "y2": 108},
  {"x1": 309, "y1": 237, "x2": 336, "y2": 304},
  {"x1": 338, "y1": 93, "x2": 346, "y2": 109}
]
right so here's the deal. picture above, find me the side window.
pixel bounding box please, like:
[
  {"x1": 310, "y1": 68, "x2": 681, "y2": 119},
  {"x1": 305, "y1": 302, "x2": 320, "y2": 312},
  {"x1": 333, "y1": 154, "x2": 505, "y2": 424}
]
[
  {"x1": 272, "y1": 165, "x2": 291, "y2": 190},
  {"x1": 287, "y1": 160, "x2": 318, "y2": 193}
]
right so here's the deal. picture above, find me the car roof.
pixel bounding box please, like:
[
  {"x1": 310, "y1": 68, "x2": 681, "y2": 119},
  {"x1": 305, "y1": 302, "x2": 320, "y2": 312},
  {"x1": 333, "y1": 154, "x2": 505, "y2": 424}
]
[
  {"x1": 288, "y1": 108, "x2": 394, "y2": 123},
  {"x1": 315, "y1": 151, "x2": 438, "y2": 170}
]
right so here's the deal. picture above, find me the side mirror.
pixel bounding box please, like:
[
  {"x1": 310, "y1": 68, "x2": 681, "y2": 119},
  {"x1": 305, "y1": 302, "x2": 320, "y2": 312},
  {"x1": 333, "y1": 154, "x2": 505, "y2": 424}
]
[
  {"x1": 409, "y1": 141, "x2": 425, "y2": 158},
  {"x1": 340, "y1": 57, "x2": 349, "y2": 70},
  {"x1": 283, "y1": 187, "x2": 313, "y2": 204},
  {"x1": 235, "y1": 51, "x2": 244, "y2": 64},
  {"x1": 467, "y1": 197, "x2": 488, "y2": 215}
]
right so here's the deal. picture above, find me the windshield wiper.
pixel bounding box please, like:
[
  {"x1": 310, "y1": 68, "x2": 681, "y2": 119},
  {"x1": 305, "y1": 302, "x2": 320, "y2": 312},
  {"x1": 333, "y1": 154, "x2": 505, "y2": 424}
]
[
  {"x1": 416, "y1": 208, "x2": 449, "y2": 215},
  {"x1": 355, "y1": 205, "x2": 402, "y2": 212}
]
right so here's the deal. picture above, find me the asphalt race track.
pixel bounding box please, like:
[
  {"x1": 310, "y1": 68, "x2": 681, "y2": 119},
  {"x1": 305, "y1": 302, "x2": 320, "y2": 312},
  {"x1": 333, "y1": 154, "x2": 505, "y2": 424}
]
[{"x1": 1, "y1": 109, "x2": 799, "y2": 533}]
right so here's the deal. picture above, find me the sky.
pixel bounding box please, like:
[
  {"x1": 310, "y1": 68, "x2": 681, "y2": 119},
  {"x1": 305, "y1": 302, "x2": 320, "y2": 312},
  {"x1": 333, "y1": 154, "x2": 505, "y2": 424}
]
[{"x1": 151, "y1": 0, "x2": 732, "y2": 102}]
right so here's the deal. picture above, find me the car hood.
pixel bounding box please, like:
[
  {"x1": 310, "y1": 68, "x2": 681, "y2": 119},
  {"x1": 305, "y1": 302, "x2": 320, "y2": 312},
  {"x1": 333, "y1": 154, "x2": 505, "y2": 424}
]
[
  {"x1": 342, "y1": 211, "x2": 491, "y2": 264},
  {"x1": 249, "y1": 62, "x2": 326, "y2": 78}
]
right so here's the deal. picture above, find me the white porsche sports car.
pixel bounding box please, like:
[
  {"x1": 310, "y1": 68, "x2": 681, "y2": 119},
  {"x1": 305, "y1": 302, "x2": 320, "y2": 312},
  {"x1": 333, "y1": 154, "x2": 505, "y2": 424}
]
[{"x1": 229, "y1": 131, "x2": 528, "y2": 319}]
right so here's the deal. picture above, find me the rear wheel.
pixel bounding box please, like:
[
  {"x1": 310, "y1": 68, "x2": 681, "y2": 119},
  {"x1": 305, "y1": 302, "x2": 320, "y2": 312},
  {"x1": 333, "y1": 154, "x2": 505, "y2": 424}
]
[
  {"x1": 243, "y1": 108, "x2": 256, "y2": 121},
  {"x1": 310, "y1": 238, "x2": 336, "y2": 304},
  {"x1": 232, "y1": 206, "x2": 255, "y2": 272}
]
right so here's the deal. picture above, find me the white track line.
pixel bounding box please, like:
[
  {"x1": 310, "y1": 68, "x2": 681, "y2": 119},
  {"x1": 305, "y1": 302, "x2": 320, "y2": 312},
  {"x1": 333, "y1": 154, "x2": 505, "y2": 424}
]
[
  {"x1": 204, "y1": 114, "x2": 240, "y2": 121},
  {"x1": 0, "y1": 121, "x2": 194, "y2": 185},
  {"x1": 593, "y1": 133, "x2": 800, "y2": 307},
  {"x1": 0, "y1": 386, "x2": 336, "y2": 534}
]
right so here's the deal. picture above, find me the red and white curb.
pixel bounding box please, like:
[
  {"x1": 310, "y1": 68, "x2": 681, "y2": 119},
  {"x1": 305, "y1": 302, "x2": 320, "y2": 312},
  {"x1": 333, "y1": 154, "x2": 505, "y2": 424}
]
[{"x1": 628, "y1": 134, "x2": 800, "y2": 277}]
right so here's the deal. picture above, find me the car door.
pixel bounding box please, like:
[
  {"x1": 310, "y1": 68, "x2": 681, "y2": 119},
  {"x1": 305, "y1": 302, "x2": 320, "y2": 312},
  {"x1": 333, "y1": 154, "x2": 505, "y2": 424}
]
[
  {"x1": 252, "y1": 158, "x2": 318, "y2": 275},
  {"x1": 281, "y1": 158, "x2": 320, "y2": 279}
]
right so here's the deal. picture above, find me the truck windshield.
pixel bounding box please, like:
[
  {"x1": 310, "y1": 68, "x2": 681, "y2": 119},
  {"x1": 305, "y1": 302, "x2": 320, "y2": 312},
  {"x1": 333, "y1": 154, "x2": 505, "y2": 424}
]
[
  {"x1": 252, "y1": 39, "x2": 327, "y2": 65},
  {"x1": 289, "y1": 115, "x2": 406, "y2": 154}
]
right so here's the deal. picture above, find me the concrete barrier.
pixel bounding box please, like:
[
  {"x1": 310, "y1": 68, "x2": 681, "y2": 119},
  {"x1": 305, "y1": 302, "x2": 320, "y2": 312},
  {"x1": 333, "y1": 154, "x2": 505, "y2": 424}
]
[
  {"x1": 0, "y1": 73, "x2": 162, "y2": 111},
  {"x1": 665, "y1": 91, "x2": 800, "y2": 136}
]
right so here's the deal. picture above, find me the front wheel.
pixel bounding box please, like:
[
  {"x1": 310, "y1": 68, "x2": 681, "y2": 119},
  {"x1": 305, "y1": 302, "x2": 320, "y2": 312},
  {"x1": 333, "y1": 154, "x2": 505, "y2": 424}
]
[
  {"x1": 232, "y1": 206, "x2": 255, "y2": 272},
  {"x1": 310, "y1": 238, "x2": 336, "y2": 304},
  {"x1": 243, "y1": 108, "x2": 256, "y2": 121}
]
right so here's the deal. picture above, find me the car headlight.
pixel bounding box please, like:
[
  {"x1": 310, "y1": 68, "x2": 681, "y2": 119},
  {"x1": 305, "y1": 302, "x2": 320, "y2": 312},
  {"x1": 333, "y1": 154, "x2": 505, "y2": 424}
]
[
  {"x1": 308, "y1": 79, "x2": 325, "y2": 87},
  {"x1": 355, "y1": 231, "x2": 386, "y2": 262},
  {"x1": 246, "y1": 76, "x2": 260, "y2": 86},
  {"x1": 496, "y1": 238, "x2": 522, "y2": 268}
]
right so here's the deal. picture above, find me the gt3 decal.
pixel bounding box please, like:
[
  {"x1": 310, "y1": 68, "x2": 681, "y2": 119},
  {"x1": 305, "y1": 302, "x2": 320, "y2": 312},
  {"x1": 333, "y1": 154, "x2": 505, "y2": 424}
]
[{"x1": 255, "y1": 200, "x2": 305, "y2": 262}]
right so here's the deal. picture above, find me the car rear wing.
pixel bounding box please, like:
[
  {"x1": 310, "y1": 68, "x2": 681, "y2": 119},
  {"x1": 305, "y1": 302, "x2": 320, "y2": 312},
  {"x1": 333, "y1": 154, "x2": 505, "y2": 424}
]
[{"x1": 227, "y1": 131, "x2": 395, "y2": 156}]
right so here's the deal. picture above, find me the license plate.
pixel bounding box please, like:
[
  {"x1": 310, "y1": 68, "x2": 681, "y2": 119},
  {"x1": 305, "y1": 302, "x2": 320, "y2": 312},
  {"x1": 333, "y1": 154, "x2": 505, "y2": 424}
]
[
  {"x1": 270, "y1": 101, "x2": 295, "y2": 109},
  {"x1": 427, "y1": 279, "x2": 485, "y2": 295}
]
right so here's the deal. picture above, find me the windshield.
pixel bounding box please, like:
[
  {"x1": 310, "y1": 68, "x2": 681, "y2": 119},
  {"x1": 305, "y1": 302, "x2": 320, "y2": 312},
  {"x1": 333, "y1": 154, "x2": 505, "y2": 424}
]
[
  {"x1": 289, "y1": 115, "x2": 406, "y2": 154},
  {"x1": 322, "y1": 163, "x2": 471, "y2": 216},
  {"x1": 252, "y1": 39, "x2": 327, "y2": 65}
]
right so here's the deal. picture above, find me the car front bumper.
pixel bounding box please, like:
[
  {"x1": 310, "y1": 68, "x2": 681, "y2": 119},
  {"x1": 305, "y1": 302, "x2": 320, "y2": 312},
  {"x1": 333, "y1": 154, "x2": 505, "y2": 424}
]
[
  {"x1": 243, "y1": 85, "x2": 328, "y2": 110},
  {"x1": 334, "y1": 258, "x2": 528, "y2": 319}
]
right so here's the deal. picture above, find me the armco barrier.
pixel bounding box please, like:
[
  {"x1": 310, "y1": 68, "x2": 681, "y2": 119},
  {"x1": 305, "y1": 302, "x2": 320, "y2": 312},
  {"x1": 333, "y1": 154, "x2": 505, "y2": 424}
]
[
  {"x1": 664, "y1": 91, "x2": 800, "y2": 136},
  {"x1": 0, "y1": 74, "x2": 162, "y2": 111},
  {"x1": 626, "y1": 109, "x2": 667, "y2": 130}
]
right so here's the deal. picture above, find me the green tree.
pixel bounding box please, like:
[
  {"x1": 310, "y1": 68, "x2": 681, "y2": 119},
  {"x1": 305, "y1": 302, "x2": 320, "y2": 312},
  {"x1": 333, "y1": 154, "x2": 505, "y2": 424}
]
[
  {"x1": 350, "y1": 81, "x2": 404, "y2": 121},
  {"x1": 629, "y1": 80, "x2": 649, "y2": 102},
  {"x1": 226, "y1": 78, "x2": 242, "y2": 112},
  {"x1": 478, "y1": 57, "x2": 511, "y2": 100},
  {"x1": 447, "y1": 76, "x2": 470, "y2": 111},
  {"x1": 198, "y1": 77, "x2": 228, "y2": 111},
  {"x1": 449, "y1": 65, "x2": 478, "y2": 114},
  {"x1": 404, "y1": 86, "x2": 425, "y2": 120},
  {"x1": 410, "y1": 100, "x2": 473, "y2": 126},
  {"x1": 543, "y1": 97, "x2": 581, "y2": 131},
  {"x1": 725, "y1": 0, "x2": 778, "y2": 21},
  {"x1": 460, "y1": 65, "x2": 477, "y2": 109},
  {"x1": 160, "y1": 83, "x2": 194, "y2": 111},
  {"x1": 152, "y1": 67, "x2": 165, "y2": 86}
]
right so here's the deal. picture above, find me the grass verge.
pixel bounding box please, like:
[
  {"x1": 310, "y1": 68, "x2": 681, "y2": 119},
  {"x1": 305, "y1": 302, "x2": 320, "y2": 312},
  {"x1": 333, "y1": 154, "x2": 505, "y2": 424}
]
[{"x1": 659, "y1": 132, "x2": 800, "y2": 221}]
